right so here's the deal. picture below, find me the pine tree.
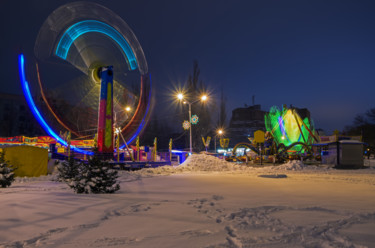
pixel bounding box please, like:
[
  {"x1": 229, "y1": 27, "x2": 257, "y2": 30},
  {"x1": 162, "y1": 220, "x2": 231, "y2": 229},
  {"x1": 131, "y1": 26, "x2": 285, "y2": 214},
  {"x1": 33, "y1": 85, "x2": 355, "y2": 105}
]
[
  {"x1": 67, "y1": 155, "x2": 120, "y2": 194},
  {"x1": 0, "y1": 151, "x2": 15, "y2": 188},
  {"x1": 56, "y1": 157, "x2": 80, "y2": 182}
]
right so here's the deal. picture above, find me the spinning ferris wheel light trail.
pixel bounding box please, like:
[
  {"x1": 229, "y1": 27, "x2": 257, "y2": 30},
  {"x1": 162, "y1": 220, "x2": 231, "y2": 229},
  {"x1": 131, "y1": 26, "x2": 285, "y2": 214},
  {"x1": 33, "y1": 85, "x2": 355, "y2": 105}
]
[
  {"x1": 18, "y1": 2, "x2": 153, "y2": 156},
  {"x1": 18, "y1": 54, "x2": 93, "y2": 155}
]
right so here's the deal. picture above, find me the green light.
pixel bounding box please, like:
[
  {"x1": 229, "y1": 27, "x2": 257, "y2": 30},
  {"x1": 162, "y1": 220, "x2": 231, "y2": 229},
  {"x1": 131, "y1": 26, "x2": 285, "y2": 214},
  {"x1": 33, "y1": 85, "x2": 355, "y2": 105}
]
[{"x1": 265, "y1": 106, "x2": 316, "y2": 153}]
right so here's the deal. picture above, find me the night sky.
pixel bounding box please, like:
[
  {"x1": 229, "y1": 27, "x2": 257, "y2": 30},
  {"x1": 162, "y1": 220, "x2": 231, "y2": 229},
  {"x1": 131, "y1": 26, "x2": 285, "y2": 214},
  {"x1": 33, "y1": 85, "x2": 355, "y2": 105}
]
[{"x1": 1, "y1": 0, "x2": 375, "y2": 134}]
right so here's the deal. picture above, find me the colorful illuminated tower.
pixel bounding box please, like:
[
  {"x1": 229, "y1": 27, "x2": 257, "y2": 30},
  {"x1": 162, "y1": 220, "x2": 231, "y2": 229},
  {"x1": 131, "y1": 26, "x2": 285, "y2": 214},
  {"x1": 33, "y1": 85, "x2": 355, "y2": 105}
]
[{"x1": 97, "y1": 66, "x2": 114, "y2": 156}]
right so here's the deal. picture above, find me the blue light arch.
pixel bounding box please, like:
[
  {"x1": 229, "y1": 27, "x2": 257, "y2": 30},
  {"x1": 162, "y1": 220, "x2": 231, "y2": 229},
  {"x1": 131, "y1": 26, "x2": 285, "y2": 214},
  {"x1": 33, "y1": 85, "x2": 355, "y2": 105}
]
[
  {"x1": 18, "y1": 54, "x2": 93, "y2": 155},
  {"x1": 55, "y1": 20, "x2": 138, "y2": 71}
]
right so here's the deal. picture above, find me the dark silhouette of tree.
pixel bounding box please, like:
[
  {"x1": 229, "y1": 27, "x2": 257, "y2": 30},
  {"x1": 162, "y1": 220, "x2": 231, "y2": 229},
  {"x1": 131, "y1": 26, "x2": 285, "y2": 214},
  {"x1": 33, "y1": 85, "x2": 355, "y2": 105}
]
[
  {"x1": 353, "y1": 114, "x2": 367, "y2": 127},
  {"x1": 344, "y1": 107, "x2": 375, "y2": 153},
  {"x1": 218, "y1": 86, "x2": 227, "y2": 128},
  {"x1": 366, "y1": 108, "x2": 375, "y2": 123}
]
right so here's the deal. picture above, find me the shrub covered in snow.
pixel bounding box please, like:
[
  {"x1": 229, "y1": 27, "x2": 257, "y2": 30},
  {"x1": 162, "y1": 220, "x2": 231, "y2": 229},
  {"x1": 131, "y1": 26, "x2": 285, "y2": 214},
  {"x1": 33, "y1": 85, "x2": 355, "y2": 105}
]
[
  {"x1": 57, "y1": 155, "x2": 120, "y2": 194},
  {"x1": 0, "y1": 151, "x2": 15, "y2": 188},
  {"x1": 70, "y1": 155, "x2": 120, "y2": 194},
  {"x1": 56, "y1": 157, "x2": 81, "y2": 182}
]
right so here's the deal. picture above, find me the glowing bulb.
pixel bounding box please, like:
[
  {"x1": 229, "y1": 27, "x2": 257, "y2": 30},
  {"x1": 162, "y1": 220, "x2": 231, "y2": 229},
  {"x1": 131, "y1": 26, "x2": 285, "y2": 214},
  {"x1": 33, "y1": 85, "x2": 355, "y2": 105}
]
[
  {"x1": 125, "y1": 106, "x2": 131, "y2": 112},
  {"x1": 177, "y1": 93, "x2": 184, "y2": 100},
  {"x1": 201, "y1": 95, "x2": 207, "y2": 101}
]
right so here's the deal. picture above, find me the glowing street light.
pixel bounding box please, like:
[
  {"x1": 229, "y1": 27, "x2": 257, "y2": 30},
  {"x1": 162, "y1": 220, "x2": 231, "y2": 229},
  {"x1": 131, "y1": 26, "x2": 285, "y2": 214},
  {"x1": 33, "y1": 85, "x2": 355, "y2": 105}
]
[
  {"x1": 114, "y1": 106, "x2": 134, "y2": 162},
  {"x1": 177, "y1": 93, "x2": 184, "y2": 100},
  {"x1": 113, "y1": 106, "x2": 132, "y2": 143},
  {"x1": 215, "y1": 128, "x2": 224, "y2": 153},
  {"x1": 114, "y1": 106, "x2": 132, "y2": 128},
  {"x1": 177, "y1": 92, "x2": 209, "y2": 154}
]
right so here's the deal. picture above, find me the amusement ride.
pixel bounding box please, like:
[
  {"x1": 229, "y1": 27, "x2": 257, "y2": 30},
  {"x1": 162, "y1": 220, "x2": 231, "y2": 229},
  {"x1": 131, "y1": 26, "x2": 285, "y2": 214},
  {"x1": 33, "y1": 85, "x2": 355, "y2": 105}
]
[
  {"x1": 18, "y1": 2, "x2": 152, "y2": 157},
  {"x1": 231, "y1": 105, "x2": 319, "y2": 163}
]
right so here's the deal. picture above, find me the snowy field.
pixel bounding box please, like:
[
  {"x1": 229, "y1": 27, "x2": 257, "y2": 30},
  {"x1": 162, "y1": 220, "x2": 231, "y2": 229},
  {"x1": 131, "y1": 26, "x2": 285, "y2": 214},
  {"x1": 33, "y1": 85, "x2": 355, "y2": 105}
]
[{"x1": 1, "y1": 154, "x2": 375, "y2": 248}]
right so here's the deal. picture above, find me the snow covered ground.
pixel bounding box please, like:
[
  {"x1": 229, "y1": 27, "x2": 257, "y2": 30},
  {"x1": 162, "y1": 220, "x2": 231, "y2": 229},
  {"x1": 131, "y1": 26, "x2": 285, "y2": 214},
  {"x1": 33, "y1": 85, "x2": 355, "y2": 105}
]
[{"x1": 1, "y1": 154, "x2": 375, "y2": 248}]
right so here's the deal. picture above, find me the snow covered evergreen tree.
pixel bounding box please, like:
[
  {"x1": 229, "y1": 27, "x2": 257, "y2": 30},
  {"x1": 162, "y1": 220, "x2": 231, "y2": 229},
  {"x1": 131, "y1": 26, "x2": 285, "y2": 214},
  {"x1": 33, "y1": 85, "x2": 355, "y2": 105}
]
[
  {"x1": 65, "y1": 154, "x2": 120, "y2": 194},
  {"x1": 0, "y1": 151, "x2": 15, "y2": 188},
  {"x1": 56, "y1": 157, "x2": 81, "y2": 182},
  {"x1": 83, "y1": 155, "x2": 120, "y2": 193}
]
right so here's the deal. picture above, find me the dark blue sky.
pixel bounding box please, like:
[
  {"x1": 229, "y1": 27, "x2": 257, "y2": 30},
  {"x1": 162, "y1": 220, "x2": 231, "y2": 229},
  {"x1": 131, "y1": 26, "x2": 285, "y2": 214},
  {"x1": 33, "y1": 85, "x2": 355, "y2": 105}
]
[{"x1": 1, "y1": 0, "x2": 375, "y2": 134}]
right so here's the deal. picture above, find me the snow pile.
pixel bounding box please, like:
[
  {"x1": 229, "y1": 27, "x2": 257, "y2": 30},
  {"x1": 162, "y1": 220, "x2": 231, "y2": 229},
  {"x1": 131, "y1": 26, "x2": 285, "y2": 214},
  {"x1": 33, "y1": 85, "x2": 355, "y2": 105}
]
[
  {"x1": 15, "y1": 175, "x2": 54, "y2": 183},
  {"x1": 179, "y1": 154, "x2": 239, "y2": 171},
  {"x1": 135, "y1": 154, "x2": 330, "y2": 176},
  {"x1": 270, "y1": 159, "x2": 307, "y2": 171},
  {"x1": 136, "y1": 154, "x2": 241, "y2": 175}
]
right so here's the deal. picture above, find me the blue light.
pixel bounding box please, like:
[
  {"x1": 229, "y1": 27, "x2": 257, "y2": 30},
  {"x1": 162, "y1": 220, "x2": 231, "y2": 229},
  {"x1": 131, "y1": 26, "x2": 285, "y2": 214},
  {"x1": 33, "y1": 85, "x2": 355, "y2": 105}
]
[
  {"x1": 55, "y1": 20, "x2": 137, "y2": 70},
  {"x1": 171, "y1": 149, "x2": 185, "y2": 154},
  {"x1": 18, "y1": 54, "x2": 93, "y2": 155}
]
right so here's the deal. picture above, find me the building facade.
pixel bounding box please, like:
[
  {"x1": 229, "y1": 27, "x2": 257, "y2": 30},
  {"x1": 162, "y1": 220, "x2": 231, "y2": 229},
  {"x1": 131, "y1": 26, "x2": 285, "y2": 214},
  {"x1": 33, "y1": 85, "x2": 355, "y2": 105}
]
[
  {"x1": 228, "y1": 104, "x2": 267, "y2": 145},
  {"x1": 0, "y1": 93, "x2": 44, "y2": 137}
]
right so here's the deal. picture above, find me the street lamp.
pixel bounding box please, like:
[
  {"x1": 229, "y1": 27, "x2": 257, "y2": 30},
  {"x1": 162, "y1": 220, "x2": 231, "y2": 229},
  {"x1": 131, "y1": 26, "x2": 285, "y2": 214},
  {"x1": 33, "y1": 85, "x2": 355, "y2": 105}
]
[
  {"x1": 215, "y1": 128, "x2": 224, "y2": 153},
  {"x1": 113, "y1": 106, "x2": 132, "y2": 161},
  {"x1": 177, "y1": 93, "x2": 184, "y2": 100},
  {"x1": 114, "y1": 106, "x2": 132, "y2": 128},
  {"x1": 177, "y1": 93, "x2": 208, "y2": 154}
]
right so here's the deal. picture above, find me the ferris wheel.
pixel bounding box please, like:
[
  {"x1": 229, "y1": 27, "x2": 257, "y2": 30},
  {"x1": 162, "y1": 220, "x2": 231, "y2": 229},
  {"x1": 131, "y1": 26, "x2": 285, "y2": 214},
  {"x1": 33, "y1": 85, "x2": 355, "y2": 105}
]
[{"x1": 18, "y1": 2, "x2": 152, "y2": 154}]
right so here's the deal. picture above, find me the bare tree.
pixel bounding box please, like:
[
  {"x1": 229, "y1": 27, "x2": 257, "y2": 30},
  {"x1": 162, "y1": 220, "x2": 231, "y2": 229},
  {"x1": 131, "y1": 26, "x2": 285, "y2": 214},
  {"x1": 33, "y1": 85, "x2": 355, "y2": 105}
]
[{"x1": 218, "y1": 86, "x2": 227, "y2": 128}]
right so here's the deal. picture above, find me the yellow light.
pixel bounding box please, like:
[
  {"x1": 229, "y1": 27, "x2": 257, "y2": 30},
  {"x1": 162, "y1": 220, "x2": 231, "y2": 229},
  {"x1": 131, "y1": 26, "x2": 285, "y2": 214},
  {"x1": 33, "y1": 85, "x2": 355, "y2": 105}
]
[
  {"x1": 218, "y1": 129, "x2": 223, "y2": 135},
  {"x1": 201, "y1": 95, "x2": 208, "y2": 101},
  {"x1": 125, "y1": 106, "x2": 131, "y2": 112},
  {"x1": 177, "y1": 93, "x2": 184, "y2": 100}
]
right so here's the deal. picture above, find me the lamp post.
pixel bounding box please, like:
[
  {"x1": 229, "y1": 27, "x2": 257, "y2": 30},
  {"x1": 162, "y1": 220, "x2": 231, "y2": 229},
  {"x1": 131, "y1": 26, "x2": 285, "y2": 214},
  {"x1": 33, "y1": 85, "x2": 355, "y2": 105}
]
[
  {"x1": 215, "y1": 129, "x2": 224, "y2": 154},
  {"x1": 113, "y1": 106, "x2": 131, "y2": 161},
  {"x1": 177, "y1": 93, "x2": 207, "y2": 154}
]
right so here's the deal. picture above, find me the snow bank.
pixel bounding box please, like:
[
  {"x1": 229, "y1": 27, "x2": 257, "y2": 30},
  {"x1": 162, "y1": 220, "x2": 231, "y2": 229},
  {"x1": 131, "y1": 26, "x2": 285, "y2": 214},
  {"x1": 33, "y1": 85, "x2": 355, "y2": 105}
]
[
  {"x1": 179, "y1": 154, "x2": 239, "y2": 171},
  {"x1": 15, "y1": 175, "x2": 54, "y2": 183},
  {"x1": 133, "y1": 154, "x2": 244, "y2": 176},
  {"x1": 135, "y1": 154, "x2": 326, "y2": 176},
  {"x1": 269, "y1": 159, "x2": 308, "y2": 171}
]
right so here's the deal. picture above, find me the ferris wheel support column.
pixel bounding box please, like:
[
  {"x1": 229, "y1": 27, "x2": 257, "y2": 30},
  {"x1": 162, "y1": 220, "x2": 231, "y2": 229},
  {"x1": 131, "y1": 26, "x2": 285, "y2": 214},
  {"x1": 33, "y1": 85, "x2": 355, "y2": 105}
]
[{"x1": 97, "y1": 66, "x2": 114, "y2": 158}]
